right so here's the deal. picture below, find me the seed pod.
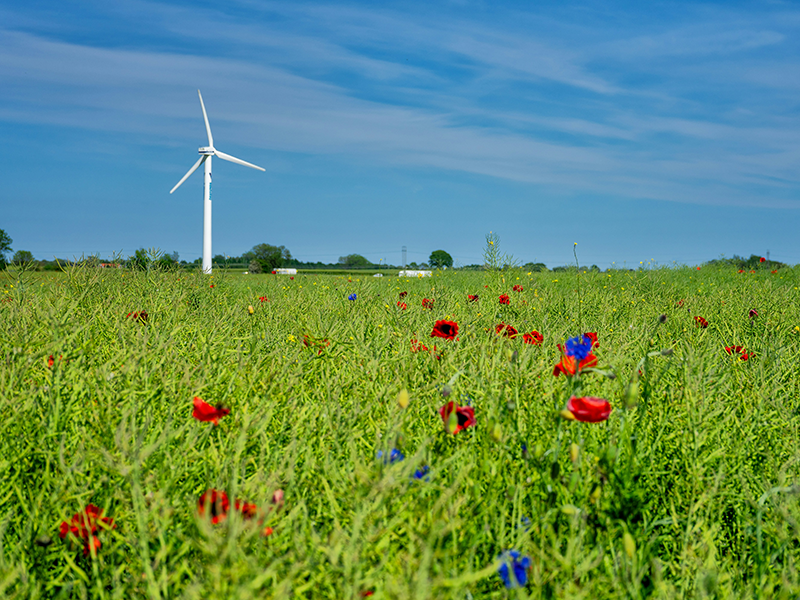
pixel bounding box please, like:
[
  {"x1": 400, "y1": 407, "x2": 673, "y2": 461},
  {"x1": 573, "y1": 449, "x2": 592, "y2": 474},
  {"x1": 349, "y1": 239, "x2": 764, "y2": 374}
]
[
  {"x1": 561, "y1": 504, "x2": 580, "y2": 516},
  {"x1": 569, "y1": 442, "x2": 579, "y2": 463},
  {"x1": 624, "y1": 382, "x2": 639, "y2": 409},
  {"x1": 623, "y1": 531, "x2": 636, "y2": 559}
]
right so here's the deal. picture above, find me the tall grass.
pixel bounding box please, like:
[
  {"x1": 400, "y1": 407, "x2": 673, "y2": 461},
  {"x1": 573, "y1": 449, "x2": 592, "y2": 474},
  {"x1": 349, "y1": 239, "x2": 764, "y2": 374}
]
[{"x1": 1, "y1": 263, "x2": 799, "y2": 599}]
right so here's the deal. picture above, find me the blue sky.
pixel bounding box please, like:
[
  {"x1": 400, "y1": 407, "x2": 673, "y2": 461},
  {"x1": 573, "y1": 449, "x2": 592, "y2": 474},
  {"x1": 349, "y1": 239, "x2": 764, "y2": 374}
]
[{"x1": 1, "y1": 0, "x2": 798, "y2": 268}]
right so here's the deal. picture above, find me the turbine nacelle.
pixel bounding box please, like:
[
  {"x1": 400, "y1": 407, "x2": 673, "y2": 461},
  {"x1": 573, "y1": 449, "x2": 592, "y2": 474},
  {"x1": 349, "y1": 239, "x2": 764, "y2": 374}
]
[{"x1": 199, "y1": 146, "x2": 215, "y2": 155}]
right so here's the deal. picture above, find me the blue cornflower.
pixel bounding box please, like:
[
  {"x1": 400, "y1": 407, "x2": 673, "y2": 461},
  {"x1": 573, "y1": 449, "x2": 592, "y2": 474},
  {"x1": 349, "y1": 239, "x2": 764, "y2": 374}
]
[
  {"x1": 377, "y1": 449, "x2": 404, "y2": 464},
  {"x1": 348, "y1": 293, "x2": 357, "y2": 301},
  {"x1": 565, "y1": 334, "x2": 593, "y2": 361},
  {"x1": 497, "y1": 550, "x2": 531, "y2": 589},
  {"x1": 412, "y1": 465, "x2": 430, "y2": 481}
]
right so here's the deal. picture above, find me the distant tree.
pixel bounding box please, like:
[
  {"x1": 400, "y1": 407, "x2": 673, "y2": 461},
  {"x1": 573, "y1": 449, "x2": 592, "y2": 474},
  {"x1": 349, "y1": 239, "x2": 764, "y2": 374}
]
[
  {"x1": 128, "y1": 248, "x2": 149, "y2": 271},
  {"x1": 0, "y1": 229, "x2": 11, "y2": 269},
  {"x1": 338, "y1": 254, "x2": 371, "y2": 268},
  {"x1": 522, "y1": 262, "x2": 548, "y2": 272},
  {"x1": 251, "y1": 243, "x2": 292, "y2": 272},
  {"x1": 12, "y1": 250, "x2": 34, "y2": 265},
  {"x1": 248, "y1": 260, "x2": 262, "y2": 274},
  {"x1": 429, "y1": 250, "x2": 453, "y2": 269}
]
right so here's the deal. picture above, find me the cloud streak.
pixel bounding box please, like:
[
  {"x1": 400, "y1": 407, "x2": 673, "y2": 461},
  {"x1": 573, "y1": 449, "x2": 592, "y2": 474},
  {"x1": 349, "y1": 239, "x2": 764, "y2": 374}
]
[{"x1": 1, "y1": 1, "x2": 799, "y2": 212}]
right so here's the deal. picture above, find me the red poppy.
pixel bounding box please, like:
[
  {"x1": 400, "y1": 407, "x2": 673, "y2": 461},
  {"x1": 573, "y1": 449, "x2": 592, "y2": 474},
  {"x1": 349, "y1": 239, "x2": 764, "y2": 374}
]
[
  {"x1": 410, "y1": 338, "x2": 429, "y2": 353},
  {"x1": 439, "y1": 401, "x2": 476, "y2": 434},
  {"x1": 771, "y1": 270, "x2": 777, "y2": 274},
  {"x1": 271, "y1": 270, "x2": 277, "y2": 275},
  {"x1": 431, "y1": 320, "x2": 459, "y2": 340},
  {"x1": 552, "y1": 345, "x2": 598, "y2": 377},
  {"x1": 495, "y1": 322, "x2": 518, "y2": 338},
  {"x1": 566, "y1": 396, "x2": 612, "y2": 422},
  {"x1": 750, "y1": 270, "x2": 755, "y2": 274},
  {"x1": 696, "y1": 266, "x2": 701, "y2": 270},
  {"x1": 676, "y1": 299, "x2": 685, "y2": 308},
  {"x1": 198, "y1": 490, "x2": 230, "y2": 524},
  {"x1": 126, "y1": 311, "x2": 148, "y2": 324},
  {"x1": 399, "y1": 291, "x2": 407, "y2": 298},
  {"x1": 499, "y1": 294, "x2": 510, "y2": 305},
  {"x1": 468, "y1": 294, "x2": 479, "y2": 302},
  {"x1": 694, "y1": 316, "x2": 708, "y2": 328},
  {"x1": 725, "y1": 346, "x2": 750, "y2": 361},
  {"x1": 583, "y1": 332, "x2": 599, "y2": 347},
  {"x1": 198, "y1": 490, "x2": 261, "y2": 524},
  {"x1": 422, "y1": 298, "x2": 434, "y2": 309},
  {"x1": 210, "y1": 284, "x2": 215, "y2": 288},
  {"x1": 303, "y1": 335, "x2": 330, "y2": 355},
  {"x1": 59, "y1": 504, "x2": 115, "y2": 556},
  {"x1": 259, "y1": 296, "x2": 269, "y2": 303},
  {"x1": 397, "y1": 301, "x2": 407, "y2": 310},
  {"x1": 192, "y1": 397, "x2": 230, "y2": 425},
  {"x1": 512, "y1": 285, "x2": 523, "y2": 292},
  {"x1": 47, "y1": 354, "x2": 67, "y2": 368},
  {"x1": 290, "y1": 276, "x2": 294, "y2": 280},
  {"x1": 759, "y1": 257, "x2": 766, "y2": 263},
  {"x1": 522, "y1": 331, "x2": 543, "y2": 345},
  {"x1": 234, "y1": 499, "x2": 258, "y2": 519},
  {"x1": 749, "y1": 308, "x2": 758, "y2": 318},
  {"x1": 738, "y1": 269, "x2": 744, "y2": 273}
]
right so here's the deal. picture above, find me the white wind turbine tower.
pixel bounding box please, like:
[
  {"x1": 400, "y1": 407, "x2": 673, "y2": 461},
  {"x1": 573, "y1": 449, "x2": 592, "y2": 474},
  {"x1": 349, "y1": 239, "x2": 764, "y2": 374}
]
[{"x1": 170, "y1": 90, "x2": 265, "y2": 274}]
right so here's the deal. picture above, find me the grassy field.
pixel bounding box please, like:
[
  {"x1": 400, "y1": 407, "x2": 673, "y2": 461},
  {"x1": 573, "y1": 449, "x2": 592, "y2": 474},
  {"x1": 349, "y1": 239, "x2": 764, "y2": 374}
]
[{"x1": 1, "y1": 263, "x2": 800, "y2": 599}]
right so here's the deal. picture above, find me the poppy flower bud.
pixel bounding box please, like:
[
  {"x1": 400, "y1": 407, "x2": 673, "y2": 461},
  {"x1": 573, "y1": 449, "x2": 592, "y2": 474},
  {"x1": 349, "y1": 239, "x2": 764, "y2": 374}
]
[
  {"x1": 441, "y1": 385, "x2": 452, "y2": 398},
  {"x1": 590, "y1": 486, "x2": 602, "y2": 503},
  {"x1": 491, "y1": 422, "x2": 503, "y2": 442},
  {"x1": 35, "y1": 535, "x2": 53, "y2": 547},
  {"x1": 658, "y1": 314, "x2": 667, "y2": 324},
  {"x1": 247, "y1": 305, "x2": 254, "y2": 315},
  {"x1": 661, "y1": 347, "x2": 673, "y2": 356},
  {"x1": 397, "y1": 389, "x2": 410, "y2": 409},
  {"x1": 446, "y1": 410, "x2": 459, "y2": 434},
  {"x1": 569, "y1": 443, "x2": 579, "y2": 463},
  {"x1": 623, "y1": 531, "x2": 636, "y2": 559}
]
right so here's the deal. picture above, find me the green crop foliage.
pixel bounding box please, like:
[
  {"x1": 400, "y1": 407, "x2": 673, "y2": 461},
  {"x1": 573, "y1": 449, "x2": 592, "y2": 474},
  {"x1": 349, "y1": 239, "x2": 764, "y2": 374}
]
[{"x1": 1, "y1": 263, "x2": 799, "y2": 599}]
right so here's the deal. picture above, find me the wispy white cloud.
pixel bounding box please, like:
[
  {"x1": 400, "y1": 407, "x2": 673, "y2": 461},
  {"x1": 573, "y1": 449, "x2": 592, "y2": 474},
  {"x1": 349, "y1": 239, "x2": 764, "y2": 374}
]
[{"x1": 1, "y1": 1, "x2": 799, "y2": 212}]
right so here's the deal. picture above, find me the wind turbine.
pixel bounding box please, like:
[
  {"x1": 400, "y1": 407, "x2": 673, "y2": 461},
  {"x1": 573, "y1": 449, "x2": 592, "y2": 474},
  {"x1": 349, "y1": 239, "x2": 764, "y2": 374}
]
[{"x1": 170, "y1": 90, "x2": 265, "y2": 274}]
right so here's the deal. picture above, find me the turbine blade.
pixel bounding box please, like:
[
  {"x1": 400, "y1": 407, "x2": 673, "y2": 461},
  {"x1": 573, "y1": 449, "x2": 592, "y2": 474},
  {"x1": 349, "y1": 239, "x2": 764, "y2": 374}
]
[
  {"x1": 170, "y1": 156, "x2": 206, "y2": 194},
  {"x1": 198, "y1": 90, "x2": 213, "y2": 147},
  {"x1": 215, "y1": 150, "x2": 265, "y2": 171}
]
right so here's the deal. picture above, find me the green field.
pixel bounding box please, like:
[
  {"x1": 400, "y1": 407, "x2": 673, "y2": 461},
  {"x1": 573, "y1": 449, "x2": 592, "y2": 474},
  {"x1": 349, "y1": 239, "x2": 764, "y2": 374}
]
[{"x1": 2, "y1": 264, "x2": 800, "y2": 599}]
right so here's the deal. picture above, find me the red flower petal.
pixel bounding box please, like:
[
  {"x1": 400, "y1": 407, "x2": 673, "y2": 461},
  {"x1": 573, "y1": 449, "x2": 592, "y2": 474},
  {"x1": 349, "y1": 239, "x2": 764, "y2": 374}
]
[
  {"x1": 431, "y1": 320, "x2": 459, "y2": 340},
  {"x1": 567, "y1": 396, "x2": 612, "y2": 422},
  {"x1": 192, "y1": 397, "x2": 230, "y2": 425},
  {"x1": 522, "y1": 331, "x2": 543, "y2": 345},
  {"x1": 495, "y1": 322, "x2": 518, "y2": 338},
  {"x1": 439, "y1": 401, "x2": 476, "y2": 434}
]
